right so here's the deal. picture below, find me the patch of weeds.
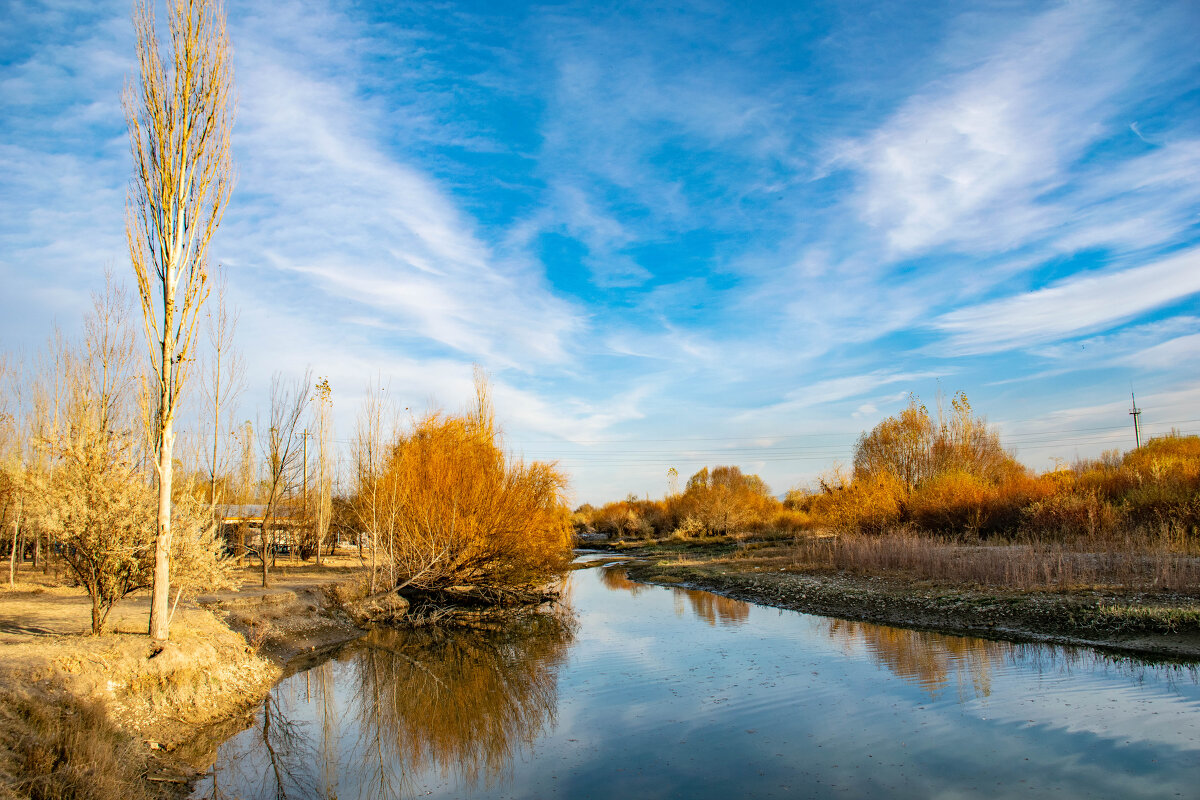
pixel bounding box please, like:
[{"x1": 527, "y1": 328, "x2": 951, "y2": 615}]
[{"x1": 1092, "y1": 605, "x2": 1200, "y2": 633}]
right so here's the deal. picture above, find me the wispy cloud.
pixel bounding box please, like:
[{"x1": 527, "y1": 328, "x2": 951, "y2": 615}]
[
  {"x1": 4, "y1": 0, "x2": 1200, "y2": 501},
  {"x1": 218, "y1": 10, "x2": 584, "y2": 371},
  {"x1": 737, "y1": 369, "x2": 944, "y2": 422},
  {"x1": 834, "y1": 1, "x2": 1151, "y2": 258},
  {"x1": 932, "y1": 246, "x2": 1200, "y2": 355}
]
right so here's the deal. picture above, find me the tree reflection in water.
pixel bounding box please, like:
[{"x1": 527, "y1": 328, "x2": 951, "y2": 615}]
[
  {"x1": 597, "y1": 565, "x2": 649, "y2": 595},
  {"x1": 599, "y1": 566, "x2": 750, "y2": 626},
  {"x1": 820, "y1": 618, "x2": 1010, "y2": 700},
  {"x1": 198, "y1": 610, "x2": 575, "y2": 800},
  {"x1": 820, "y1": 617, "x2": 1200, "y2": 701},
  {"x1": 674, "y1": 589, "x2": 750, "y2": 626},
  {"x1": 204, "y1": 690, "x2": 320, "y2": 800}
]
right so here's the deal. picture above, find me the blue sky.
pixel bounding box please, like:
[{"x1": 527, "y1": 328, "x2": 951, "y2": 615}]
[{"x1": 3, "y1": 0, "x2": 1200, "y2": 503}]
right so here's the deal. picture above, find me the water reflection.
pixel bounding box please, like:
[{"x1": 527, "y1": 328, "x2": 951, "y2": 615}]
[
  {"x1": 819, "y1": 616, "x2": 1200, "y2": 703},
  {"x1": 197, "y1": 611, "x2": 575, "y2": 800},
  {"x1": 820, "y1": 618, "x2": 1008, "y2": 700},
  {"x1": 597, "y1": 564, "x2": 649, "y2": 595},
  {"x1": 674, "y1": 588, "x2": 751, "y2": 626},
  {"x1": 600, "y1": 566, "x2": 751, "y2": 626},
  {"x1": 195, "y1": 565, "x2": 1200, "y2": 800}
]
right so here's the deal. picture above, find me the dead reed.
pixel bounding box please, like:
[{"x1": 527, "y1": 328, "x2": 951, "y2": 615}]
[{"x1": 792, "y1": 528, "x2": 1200, "y2": 592}]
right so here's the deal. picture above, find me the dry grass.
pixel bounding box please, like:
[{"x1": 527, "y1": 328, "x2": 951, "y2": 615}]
[
  {"x1": 789, "y1": 529, "x2": 1200, "y2": 592},
  {"x1": 0, "y1": 604, "x2": 276, "y2": 740},
  {"x1": 0, "y1": 575, "x2": 283, "y2": 800},
  {"x1": 0, "y1": 546, "x2": 373, "y2": 800},
  {"x1": 0, "y1": 690, "x2": 156, "y2": 800}
]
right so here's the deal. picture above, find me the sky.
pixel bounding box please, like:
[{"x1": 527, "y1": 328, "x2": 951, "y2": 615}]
[{"x1": 2, "y1": 0, "x2": 1200, "y2": 504}]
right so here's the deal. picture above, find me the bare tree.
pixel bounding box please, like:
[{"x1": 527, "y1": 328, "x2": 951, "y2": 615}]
[
  {"x1": 253, "y1": 372, "x2": 310, "y2": 588},
  {"x1": 83, "y1": 274, "x2": 139, "y2": 439},
  {"x1": 201, "y1": 267, "x2": 245, "y2": 519},
  {"x1": 37, "y1": 373, "x2": 155, "y2": 635},
  {"x1": 351, "y1": 381, "x2": 392, "y2": 594},
  {"x1": 231, "y1": 418, "x2": 255, "y2": 562},
  {"x1": 6, "y1": 345, "x2": 63, "y2": 587},
  {"x1": 28, "y1": 281, "x2": 232, "y2": 634},
  {"x1": 311, "y1": 377, "x2": 333, "y2": 566},
  {"x1": 125, "y1": 0, "x2": 236, "y2": 641}
]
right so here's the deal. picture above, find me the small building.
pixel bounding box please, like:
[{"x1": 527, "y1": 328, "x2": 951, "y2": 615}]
[{"x1": 216, "y1": 503, "x2": 304, "y2": 556}]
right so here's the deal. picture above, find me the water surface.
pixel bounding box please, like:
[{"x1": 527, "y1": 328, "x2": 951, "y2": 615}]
[{"x1": 193, "y1": 560, "x2": 1200, "y2": 798}]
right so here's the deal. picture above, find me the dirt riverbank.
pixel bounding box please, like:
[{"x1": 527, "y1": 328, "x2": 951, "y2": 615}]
[
  {"x1": 0, "y1": 559, "x2": 372, "y2": 799},
  {"x1": 617, "y1": 555, "x2": 1200, "y2": 660}
]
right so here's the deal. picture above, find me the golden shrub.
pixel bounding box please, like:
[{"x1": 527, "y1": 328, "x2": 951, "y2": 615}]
[
  {"x1": 376, "y1": 410, "x2": 573, "y2": 591},
  {"x1": 809, "y1": 470, "x2": 904, "y2": 534}
]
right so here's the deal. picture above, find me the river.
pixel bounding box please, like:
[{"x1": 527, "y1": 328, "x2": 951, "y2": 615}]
[{"x1": 191, "y1": 555, "x2": 1200, "y2": 798}]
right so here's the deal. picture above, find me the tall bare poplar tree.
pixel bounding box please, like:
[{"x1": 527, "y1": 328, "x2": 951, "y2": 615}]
[
  {"x1": 125, "y1": 0, "x2": 235, "y2": 641},
  {"x1": 312, "y1": 377, "x2": 333, "y2": 566}
]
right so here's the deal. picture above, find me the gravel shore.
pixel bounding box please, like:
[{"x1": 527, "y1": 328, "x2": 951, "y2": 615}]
[{"x1": 624, "y1": 561, "x2": 1200, "y2": 660}]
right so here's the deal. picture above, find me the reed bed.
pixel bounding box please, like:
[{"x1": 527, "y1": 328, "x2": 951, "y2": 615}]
[{"x1": 791, "y1": 528, "x2": 1200, "y2": 592}]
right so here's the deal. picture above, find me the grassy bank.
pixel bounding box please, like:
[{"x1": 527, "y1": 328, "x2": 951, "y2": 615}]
[{"x1": 0, "y1": 557, "x2": 371, "y2": 800}]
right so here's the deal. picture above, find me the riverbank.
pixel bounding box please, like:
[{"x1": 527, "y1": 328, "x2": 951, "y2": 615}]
[
  {"x1": 595, "y1": 539, "x2": 1200, "y2": 660},
  {"x1": 0, "y1": 558, "x2": 372, "y2": 800}
]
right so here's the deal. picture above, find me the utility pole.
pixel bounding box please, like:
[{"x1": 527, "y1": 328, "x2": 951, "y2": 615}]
[{"x1": 1129, "y1": 392, "x2": 1142, "y2": 449}]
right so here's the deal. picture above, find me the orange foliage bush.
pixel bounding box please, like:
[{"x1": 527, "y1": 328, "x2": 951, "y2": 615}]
[
  {"x1": 589, "y1": 497, "x2": 660, "y2": 539},
  {"x1": 371, "y1": 384, "x2": 573, "y2": 592},
  {"x1": 1019, "y1": 489, "x2": 1117, "y2": 539},
  {"x1": 580, "y1": 465, "x2": 785, "y2": 538},
  {"x1": 815, "y1": 408, "x2": 1199, "y2": 543},
  {"x1": 854, "y1": 393, "x2": 1020, "y2": 489},
  {"x1": 1119, "y1": 433, "x2": 1200, "y2": 534},
  {"x1": 805, "y1": 470, "x2": 904, "y2": 535},
  {"x1": 675, "y1": 466, "x2": 776, "y2": 535},
  {"x1": 904, "y1": 470, "x2": 1000, "y2": 536}
]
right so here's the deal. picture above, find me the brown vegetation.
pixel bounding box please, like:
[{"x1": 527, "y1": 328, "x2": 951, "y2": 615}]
[
  {"x1": 0, "y1": 554, "x2": 381, "y2": 800},
  {"x1": 0, "y1": 693, "x2": 155, "y2": 800},
  {"x1": 797, "y1": 395, "x2": 1199, "y2": 547},
  {"x1": 581, "y1": 394, "x2": 1199, "y2": 596},
  {"x1": 353, "y1": 373, "x2": 574, "y2": 605},
  {"x1": 582, "y1": 464, "x2": 805, "y2": 541}
]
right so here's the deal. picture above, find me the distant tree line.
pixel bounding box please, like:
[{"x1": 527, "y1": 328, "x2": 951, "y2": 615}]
[{"x1": 575, "y1": 392, "x2": 1199, "y2": 544}]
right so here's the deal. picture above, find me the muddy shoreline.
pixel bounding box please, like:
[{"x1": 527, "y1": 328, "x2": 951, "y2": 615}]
[
  {"x1": 619, "y1": 560, "x2": 1200, "y2": 661},
  {"x1": 0, "y1": 570, "x2": 376, "y2": 800}
]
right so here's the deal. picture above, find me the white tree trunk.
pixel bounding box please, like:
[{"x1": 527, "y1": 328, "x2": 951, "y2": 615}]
[{"x1": 148, "y1": 423, "x2": 174, "y2": 641}]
